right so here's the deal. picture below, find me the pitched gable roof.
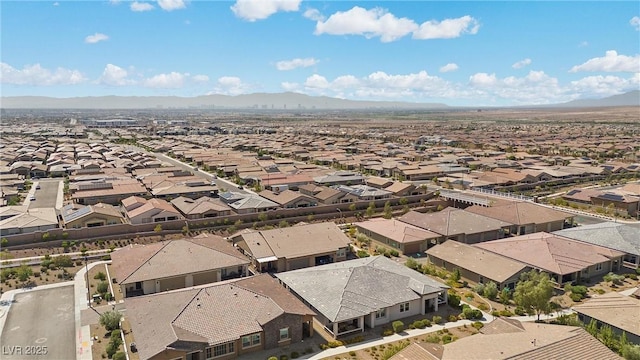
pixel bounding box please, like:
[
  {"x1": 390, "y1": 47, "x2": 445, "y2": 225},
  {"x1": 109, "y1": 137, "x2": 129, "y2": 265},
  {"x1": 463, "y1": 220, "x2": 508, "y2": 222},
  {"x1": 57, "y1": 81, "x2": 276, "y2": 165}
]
[
  {"x1": 474, "y1": 232, "x2": 625, "y2": 275},
  {"x1": 573, "y1": 292, "x2": 640, "y2": 337},
  {"x1": 125, "y1": 274, "x2": 314, "y2": 360},
  {"x1": 554, "y1": 222, "x2": 640, "y2": 257},
  {"x1": 465, "y1": 201, "x2": 572, "y2": 225},
  {"x1": 276, "y1": 256, "x2": 447, "y2": 322},
  {"x1": 398, "y1": 208, "x2": 511, "y2": 237},
  {"x1": 111, "y1": 237, "x2": 249, "y2": 284}
]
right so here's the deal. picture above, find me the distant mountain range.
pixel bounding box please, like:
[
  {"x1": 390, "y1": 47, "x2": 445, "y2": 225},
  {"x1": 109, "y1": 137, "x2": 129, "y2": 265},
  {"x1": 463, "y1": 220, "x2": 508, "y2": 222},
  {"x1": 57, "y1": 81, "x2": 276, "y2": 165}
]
[{"x1": 1, "y1": 90, "x2": 638, "y2": 109}]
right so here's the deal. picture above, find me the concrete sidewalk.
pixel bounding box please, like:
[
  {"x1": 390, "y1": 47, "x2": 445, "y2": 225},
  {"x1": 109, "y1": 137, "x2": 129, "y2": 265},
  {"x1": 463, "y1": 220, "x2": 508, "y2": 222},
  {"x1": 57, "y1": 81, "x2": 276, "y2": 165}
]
[{"x1": 74, "y1": 260, "x2": 111, "y2": 360}]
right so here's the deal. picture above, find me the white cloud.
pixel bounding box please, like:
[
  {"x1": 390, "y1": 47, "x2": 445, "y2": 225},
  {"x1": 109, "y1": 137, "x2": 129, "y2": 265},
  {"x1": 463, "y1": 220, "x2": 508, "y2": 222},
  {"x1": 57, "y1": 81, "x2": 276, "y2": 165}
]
[
  {"x1": 143, "y1": 72, "x2": 185, "y2": 88},
  {"x1": 512, "y1": 58, "x2": 532, "y2": 69},
  {"x1": 304, "y1": 74, "x2": 330, "y2": 89},
  {"x1": 53, "y1": 2, "x2": 59, "y2": 6},
  {"x1": 85, "y1": 33, "x2": 109, "y2": 44},
  {"x1": 314, "y1": 7, "x2": 479, "y2": 42},
  {"x1": 98, "y1": 64, "x2": 135, "y2": 86},
  {"x1": 0, "y1": 62, "x2": 86, "y2": 86},
  {"x1": 191, "y1": 74, "x2": 209, "y2": 83},
  {"x1": 412, "y1": 15, "x2": 479, "y2": 40},
  {"x1": 303, "y1": 8, "x2": 324, "y2": 22},
  {"x1": 570, "y1": 74, "x2": 640, "y2": 97},
  {"x1": 157, "y1": 0, "x2": 185, "y2": 11},
  {"x1": 276, "y1": 57, "x2": 318, "y2": 71},
  {"x1": 131, "y1": 2, "x2": 155, "y2": 12},
  {"x1": 315, "y1": 6, "x2": 418, "y2": 42},
  {"x1": 439, "y1": 63, "x2": 459, "y2": 73},
  {"x1": 579, "y1": 41, "x2": 589, "y2": 47},
  {"x1": 631, "y1": 16, "x2": 640, "y2": 31},
  {"x1": 231, "y1": 0, "x2": 301, "y2": 21},
  {"x1": 212, "y1": 76, "x2": 251, "y2": 95},
  {"x1": 469, "y1": 72, "x2": 497, "y2": 87},
  {"x1": 570, "y1": 50, "x2": 640, "y2": 73}
]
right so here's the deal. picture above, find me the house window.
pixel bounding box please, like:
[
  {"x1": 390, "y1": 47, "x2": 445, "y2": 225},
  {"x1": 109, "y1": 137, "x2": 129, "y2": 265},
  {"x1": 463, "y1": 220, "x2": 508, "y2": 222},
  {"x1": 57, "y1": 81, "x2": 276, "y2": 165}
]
[
  {"x1": 595, "y1": 263, "x2": 603, "y2": 271},
  {"x1": 337, "y1": 248, "x2": 346, "y2": 257},
  {"x1": 242, "y1": 333, "x2": 261, "y2": 348},
  {"x1": 375, "y1": 309, "x2": 386, "y2": 318},
  {"x1": 208, "y1": 341, "x2": 234, "y2": 358},
  {"x1": 279, "y1": 328, "x2": 290, "y2": 341},
  {"x1": 400, "y1": 302, "x2": 410, "y2": 313}
]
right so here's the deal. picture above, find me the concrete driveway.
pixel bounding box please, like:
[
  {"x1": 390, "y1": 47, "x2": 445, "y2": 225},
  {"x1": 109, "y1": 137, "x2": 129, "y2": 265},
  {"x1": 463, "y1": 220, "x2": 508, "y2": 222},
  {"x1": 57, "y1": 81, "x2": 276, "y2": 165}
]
[{"x1": 0, "y1": 285, "x2": 75, "y2": 360}]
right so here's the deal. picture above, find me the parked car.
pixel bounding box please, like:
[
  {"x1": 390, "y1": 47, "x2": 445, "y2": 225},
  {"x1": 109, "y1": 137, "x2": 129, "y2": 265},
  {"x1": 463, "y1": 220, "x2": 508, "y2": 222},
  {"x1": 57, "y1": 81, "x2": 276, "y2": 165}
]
[{"x1": 35, "y1": 185, "x2": 41, "y2": 190}]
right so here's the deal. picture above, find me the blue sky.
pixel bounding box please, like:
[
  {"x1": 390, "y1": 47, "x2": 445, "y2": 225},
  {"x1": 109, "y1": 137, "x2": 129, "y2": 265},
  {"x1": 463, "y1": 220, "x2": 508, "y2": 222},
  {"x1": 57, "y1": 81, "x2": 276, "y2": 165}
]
[{"x1": 1, "y1": 0, "x2": 639, "y2": 106}]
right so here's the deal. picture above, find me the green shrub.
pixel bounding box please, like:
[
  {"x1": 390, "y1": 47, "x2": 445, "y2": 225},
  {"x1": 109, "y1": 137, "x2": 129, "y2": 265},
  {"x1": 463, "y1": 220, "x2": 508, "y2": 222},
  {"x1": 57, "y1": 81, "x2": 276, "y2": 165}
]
[
  {"x1": 473, "y1": 283, "x2": 485, "y2": 294},
  {"x1": 326, "y1": 341, "x2": 343, "y2": 348},
  {"x1": 472, "y1": 321, "x2": 484, "y2": 330},
  {"x1": 423, "y1": 319, "x2": 432, "y2": 327},
  {"x1": 448, "y1": 314, "x2": 458, "y2": 322},
  {"x1": 448, "y1": 292, "x2": 461, "y2": 308},
  {"x1": 268, "y1": 357, "x2": 278, "y2": 360},
  {"x1": 483, "y1": 281, "x2": 498, "y2": 300},
  {"x1": 569, "y1": 292, "x2": 585, "y2": 302},
  {"x1": 432, "y1": 315, "x2": 442, "y2": 324},
  {"x1": 382, "y1": 328, "x2": 394, "y2": 336},
  {"x1": 412, "y1": 320, "x2": 426, "y2": 329},
  {"x1": 112, "y1": 352, "x2": 126, "y2": 360},
  {"x1": 442, "y1": 334, "x2": 453, "y2": 344},
  {"x1": 514, "y1": 306, "x2": 526, "y2": 316},
  {"x1": 348, "y1": 351, "x2": 356, "y2": 356},
  {"x1": 425, "y1": 335, "x2": 440, "y2": 343},
  {"x1": 477, "y1": 303, "x2": 489, "y2": 311},
  {"x1": 392, "y1": 320, "x2": 404, "y2": 333},
  {"x1": 389, "y1": 249, "x2": 399, "y2": 257},
  {"x1": 356, "y1": 250, "x2": 370, "y2": 258},
  {"x1": 463, "y1": 306, "x2": 483, "y2": 320},
  {"x1": 97, "y1": 281, "x2": 109, "y2": 294},
  {"x1": 279, "y1": 355, "x2": 288, "y2": 360},
  {"x1": 94, "y1": 272, "x2": 107, "y2": 281},
  {"x1": 290, "y1": 351, "x2": 299, "y2": 359}
]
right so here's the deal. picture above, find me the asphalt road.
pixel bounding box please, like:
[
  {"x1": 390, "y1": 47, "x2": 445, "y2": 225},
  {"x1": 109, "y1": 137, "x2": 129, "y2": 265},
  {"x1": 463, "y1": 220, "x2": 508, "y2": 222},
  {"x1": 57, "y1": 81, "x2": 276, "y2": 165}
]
[
  {"x1": 153, "y1": 152, "x2": 253, "y2": 195},
  {"x1": 0, "y1": 285, "x2": 75, "y2": 360},
  {"x1": 28, "y1": 179, "x2": 61, "y2": 209}
]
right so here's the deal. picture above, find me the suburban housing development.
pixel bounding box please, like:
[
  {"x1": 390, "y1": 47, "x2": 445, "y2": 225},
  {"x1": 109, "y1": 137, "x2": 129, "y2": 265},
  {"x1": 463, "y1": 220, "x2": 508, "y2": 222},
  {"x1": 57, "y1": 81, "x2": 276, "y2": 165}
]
[{"x1": 0, "y1": 106, "x2": 638, "y2": 360}]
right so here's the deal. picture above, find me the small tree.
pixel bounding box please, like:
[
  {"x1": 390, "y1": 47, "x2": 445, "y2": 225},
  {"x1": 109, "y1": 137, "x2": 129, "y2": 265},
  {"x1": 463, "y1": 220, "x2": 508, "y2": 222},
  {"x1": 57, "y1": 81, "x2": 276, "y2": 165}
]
[
  {"x1": 97, "y1": 281, "x2": 109, "y2": 294},
  {"x1": 451, "y1": 268, "x2": 461, "y2": 283},
  {"x1": 399, "y1": 197, "x2": 408, "y2": 206},
  {"x1": 483, "y1": 281, "x2": 499, "y2": 300},
  {"x1": 94, "y1": 272, "x2": 107, "y2": 281},
  {"x1": 348, "y1": 203, "x2": 357, "y2": 212},
  {"x1": 1, "y1": 238, "x2": 8, "y2": 248},
  {"x1": 365, "y1": 202, "x2": 375, "y2": 218},
  {"x1": 499, "y1": 288, "x2": 511, "y2": 304},
  {"x1": 383, "y1": 201, "x2": 392, "y2": 219},
  {"x1": 153, "y1": 224, "x2": 162, "y2": 233},
  {"x1": 279, "y1": 220, "x2": 290, "y2": 228},
  {"x1": 258, "y1": 213, "x2": 268, "y2": 223},
  {"x1": 16, "y1": 264, "x2": 33, "y2": 282},
  {"x1": 99, "y1": 310, "x2": 122, "y2": 332},
  {"x1": 513, "y1": 270, "x2": 554, "y2": 321}
]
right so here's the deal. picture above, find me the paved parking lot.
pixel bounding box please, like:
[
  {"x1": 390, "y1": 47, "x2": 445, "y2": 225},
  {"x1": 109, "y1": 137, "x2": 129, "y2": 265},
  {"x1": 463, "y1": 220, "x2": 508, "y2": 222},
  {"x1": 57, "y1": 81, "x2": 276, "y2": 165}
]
[{"x1": 0, "y1": 285, "x2": 75, "y2": 360}]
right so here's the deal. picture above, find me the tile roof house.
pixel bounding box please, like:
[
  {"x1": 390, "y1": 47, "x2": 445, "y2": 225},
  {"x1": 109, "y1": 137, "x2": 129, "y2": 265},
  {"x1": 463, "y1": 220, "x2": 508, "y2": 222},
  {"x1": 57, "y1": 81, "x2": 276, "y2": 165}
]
[
  {"x1": 231, "y1": 222, "x2": 351, "y2": 273},
  {"x1": 258, "y1": 189, "x2": 318, "y2": 209},
  {"x1": 111, "y1": 234, "x2": 249, "y2": 297},
  {"x1": 426, "y1": 241, "x2": 531, "y2": 290},
  {"x1": 554, "y1": 222, "x2": 640, "y2": 267},
  {"x1": 218, "y1": 191, "x2": 279, "y2": 214},
  {"x1": 465, "y1": 201, "x2": 573, "y2": 235},
  {"x1": 474, "y1": 232, "x2": 625, "y2": 284},
  {"x1": 170, "y1": 196, "x2": 232, "y2": 219},
  {"x1": 276, "y1": 256, "x2": 449, "y2": 339},
  {"x1": 122, "y1": 196, "x2": 183, "y2": 225},
  {"x1": 125, "y1": 274, "x2": 316, "y2": 360},
  {"x1": 334, "y1": 184, "x2": 393, "y2": 201},
  {"x1": 354, "y1": 218, "x2": 442, "y2": 255},
  {"x1": 390, "y1": 317, "x2": 621, "y2": 360},
  {"x1": 398, "y1": 208, "x2": 511, "y2": 245},
  {"x1": 60, "y1": 202, "x2": 125, "y2": 228},
  {"x1": 573, "y1": 292, "x2": 640, "y2": 345},
  {"x1": 0, "y1": 208, "x2": 58, "y2": 236}
]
